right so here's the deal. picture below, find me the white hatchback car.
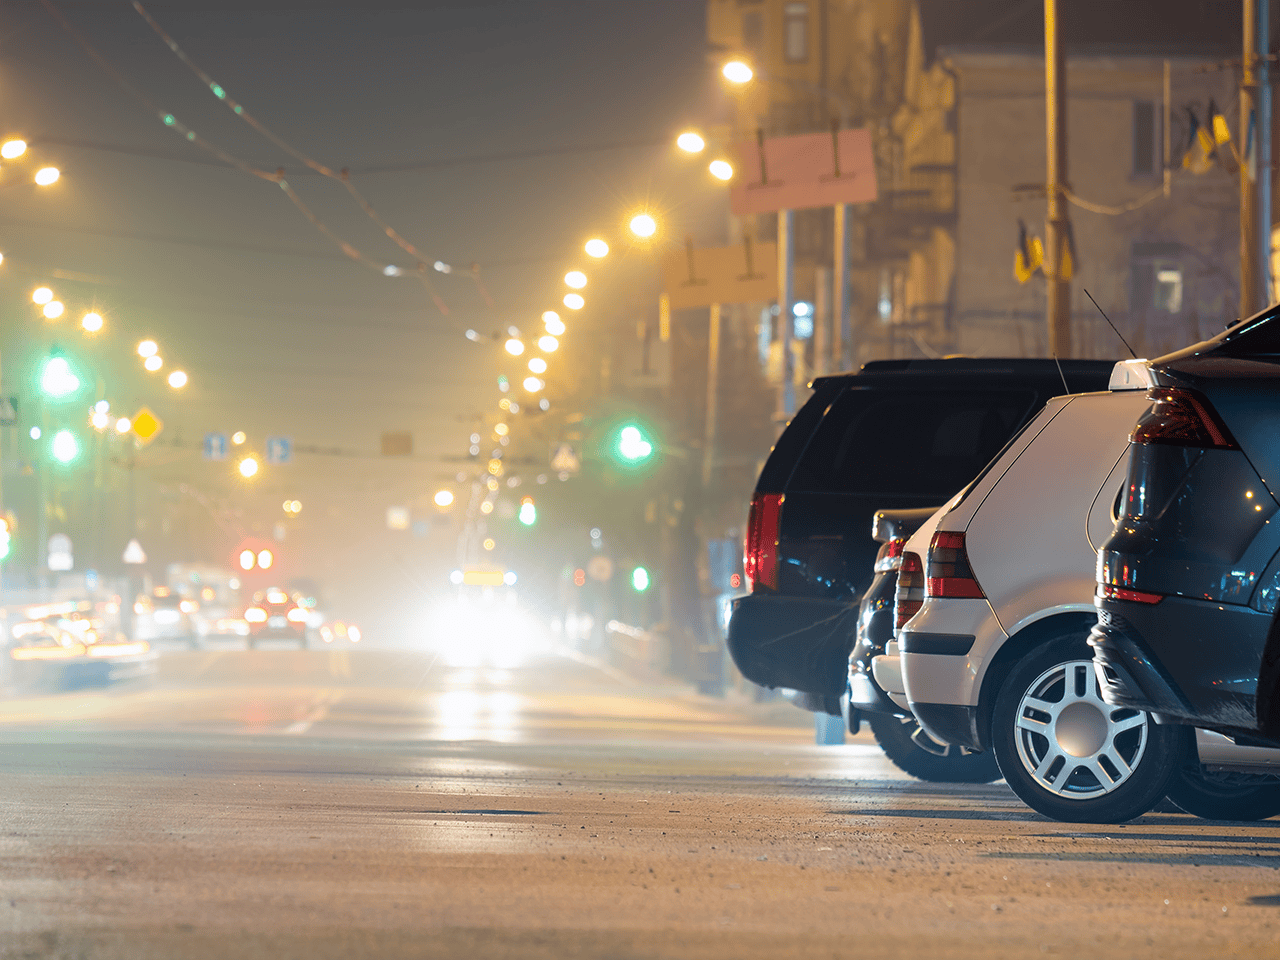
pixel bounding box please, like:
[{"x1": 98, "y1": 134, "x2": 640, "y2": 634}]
[{"x1": 881, "y1": 361, "x2": 1280, "y2": 823}]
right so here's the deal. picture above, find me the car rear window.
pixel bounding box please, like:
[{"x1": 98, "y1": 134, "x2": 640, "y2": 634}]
[{"x1": 787, "y1": 389, "x2": 1036, "y2": 495}]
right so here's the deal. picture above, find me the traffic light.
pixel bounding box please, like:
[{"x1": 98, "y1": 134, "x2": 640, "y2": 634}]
[
  {"x1": 39, "y1": 351, "x2": 81, "y2": 401},
  {"x1": 50, "y1": 429, "x2": 79, "y2": 464},
  {"x1": 615, "y1": 423, "x2": 654, "y2": 464},
  {"x1": 631, "y1": 566, "x2": 651, "y2": 592},
  {"x1": 518, "y1": 496, "x2": 536, "y2": 526}
]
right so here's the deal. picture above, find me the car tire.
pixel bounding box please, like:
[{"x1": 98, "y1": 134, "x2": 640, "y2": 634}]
[
  {"x1": 1164, "y1": 740, "x2": 1280, "y2": 821},
  {"x1": 868, "y1": 711, "x2": 1002, "y2": 783},
  {"x1": 990, "y1": 634, "x2": 1178, "y2": 823}
]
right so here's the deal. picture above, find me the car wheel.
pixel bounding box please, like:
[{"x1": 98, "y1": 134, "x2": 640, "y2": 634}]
[
  {"x1": 867, "y1": 711, "x2": 1002, "y2": 783},
  {"x1": 991, "y1": 635, "x2": 1178, "y2": 823},
  {"x1": 1165, "y1": 744, "x2": 1280, "y2": 821}
]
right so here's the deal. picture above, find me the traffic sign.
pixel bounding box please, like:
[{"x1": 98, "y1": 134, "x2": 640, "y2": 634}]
[
  {"x1": 204, "y1": 432, "x2": 228, "y2": 461},
  {"x1": 0, "y1": 395, "x2": 16, "y2": 425},
  {"x1": 551, "y1": 443, "x2": 580, "y2": 474},
  {"x1": 131, "y1": 407, "x2": 163, "y2": 446},
  {"x1": 265, "y1": 436, "x2": 292, "y2": 465},
  {"x1": 122, "y1": 538, "x2": 147, "y2": 565}
]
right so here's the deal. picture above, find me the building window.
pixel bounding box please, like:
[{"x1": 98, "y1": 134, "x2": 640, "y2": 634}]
[
  {"x1": 1131, "y1": 243, "x2": 1184, "y2": 314},
  {"x1": 784, "y1": 2, "x2": 809, "y2": 63},
  {"x1": 1154, "y1": 268, "x2": 1183, "y2": 312},
  {"x1": 742, "y1": 10, "x2": 763, "y2": 54},
  {"x1": 1133, "y1": 101, "x2": 1160, "y2": 177}
]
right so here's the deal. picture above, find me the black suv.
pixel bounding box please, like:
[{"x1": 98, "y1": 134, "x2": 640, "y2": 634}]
[{"x1": 728, "y1": 358, "x2": 1116, "y2": 715}]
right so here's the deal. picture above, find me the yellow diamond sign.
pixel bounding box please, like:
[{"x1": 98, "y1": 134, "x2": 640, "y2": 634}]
[{"x1": 131, "y1": 407, "x2": 163, "y2": 446}]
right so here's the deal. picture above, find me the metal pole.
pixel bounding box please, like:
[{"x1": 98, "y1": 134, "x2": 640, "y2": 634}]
[
  {"x1": 1259, "y1": 0, "x2": 1273, "y2": 306},
  {"x1": 1242, "y1": 0, "x2": 1261, "y2": 319},
  {"x1": 701, "y1": 303, "x2": 721, "y2": 488},
  {"x1": 834, "y1": 203, "x2": 851, "y2": 370},
  {"x1": 1044, "y1": 0, "x2": 1072, "y2": 357},
  {"x1": 813, "y1": 265, "x2": 830, "y2": 377},
  {"x1": 778, "y1": 210, "x2": 795, "y2": 419}
]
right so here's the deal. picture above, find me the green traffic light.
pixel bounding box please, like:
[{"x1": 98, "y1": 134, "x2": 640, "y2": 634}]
[
  {"x1": 40, "y1": 354, "x2": 81, "y2": 400},
  {"x1": 616, "y1": 424, "x2": 653, "y2": 463},
  {"x1": 51, "y1": 429, "x2": 79, "y2": 464},
  {"x1": 518, "y1": 499, "x2": 536, "y2": 526},
  {"x1": 631, "y1": 566, "x2": 651, "y2": 592}
]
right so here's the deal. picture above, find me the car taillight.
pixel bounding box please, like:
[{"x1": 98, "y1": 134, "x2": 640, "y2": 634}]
[
  {"x1": 926, "y1": 531, "x2": 986, "y2": 599},
  {"x1": 1130, "y1": 387, "x2": 1237, "y2": 449},
  {"x1": 874, "y1": 537, "x2": 906, "y2": 573},
  {"x1": 744, "y1": 492, "x2": 783, "y2": 592},
  {"x1": 895, "y1": 553, "x2": 924, "y2": 631},
  {"x1": 1099, "y1": 584, "x2": 1164, "y2": 605},
  {"x1": 244, "y1": 607, "x2": 267, "y2": 623}
]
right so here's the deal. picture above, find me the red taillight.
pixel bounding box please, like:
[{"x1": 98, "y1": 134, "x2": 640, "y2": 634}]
[
  {"x1": 926, "y1": 531, "x2": 986, "y2": 599},
  {"x1": 1130, "y1": 387, "x2": 1237, "y2": 449},
  {"x1": 1099, "y1": 584, "x2": 1164, "y2": 605},
  {"x1": 895, "y1": 553, "x2": 924, "y2": 631},
  {"x1": 744, "y1": 492, "x2": 783, "y2": 592},
  {"x1": 874, "y1": 537, "x2": 906, "y2": 573}
]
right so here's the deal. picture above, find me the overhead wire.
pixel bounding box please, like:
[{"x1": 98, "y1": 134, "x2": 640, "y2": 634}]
[
  {"x1": 131, "y1": 1, "x2": 484, "y2": 309},
  {"x1": 38, "y1": 0, "x2": 464, "y2": 321}
]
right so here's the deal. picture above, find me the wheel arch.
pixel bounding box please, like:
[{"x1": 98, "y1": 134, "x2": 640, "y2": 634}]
[{"x1": 973, "y1": 610, "x2": 1099, "y2": 751}]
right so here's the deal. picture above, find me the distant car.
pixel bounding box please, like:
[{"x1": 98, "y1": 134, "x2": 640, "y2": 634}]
[
  {"x1": 1091, "y1": 310, "x2": 1280, "y2": 812},
  {"x1": 727, "y1": 358, "x2": 1117, "y2": 716},
  {"x1": 134, "y1": 589, "x2": 198, "y2": 646},
  {"x1": 244, "y1": 588, "x2": 308, "y2": 647},
  {"x1": 317, "y1": 621, "x2": 361, "y2": 645}
]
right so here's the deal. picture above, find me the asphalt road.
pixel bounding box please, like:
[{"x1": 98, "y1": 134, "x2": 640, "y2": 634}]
[{"x1": 1, "y1": 647, "x2": 1279, "y2": 959}]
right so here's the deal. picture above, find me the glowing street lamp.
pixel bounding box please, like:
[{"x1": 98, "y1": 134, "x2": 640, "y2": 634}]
[
  {"x1": 523, "y1": 376, "x2": 544, "y2": 393},
  {"x1": 528, "y1": 357, "x2": 547, "y2": 374},
  {"x1": 81, "y1": 312, "x2": 103, "y2": 333},
  {"x1": 32, "y1": 287, "x2": 53, "y2": 305},
  {"x1": 544, "y1": 315, "x2": 566, "y2": 336},
  {"x1": 629, "y1": 213, "x2": 657, "y2": 239},
  {"x1": 34, "y1": 167, "x2": 60, "y2": 186},
  {"x1": 144, "y1": 355, "x2": 163, "y2": 372},
  {"x1": 538, "y1": 335, "x2": 559, "y2": 352},
  {"x1": 232, "y1": 431, "x2": 246, "y2": 445},
  {"x1": 1, "y1": 139, "x2": 26, "y2": 160},
  {"x1": 722, "y1": 59, "x2": 754, "y2": 84},
  {"x1": 167, "y1": 370, "x2": 188, "y2": 389},
  {"x1": 137, "y1": 339, "x2": 158, "y2": 358},
  {"x1": 239, "y1": 456, "x2": 259, "y2": 478},
  {"x1": 563, "y1": 293, "x2": 584, "y2": 310},
  {"x1": 115, "y1": 418, "x2": 131, "y2": 434},
  {"x1": 709, "y1": 160, "x2": 734, "y2": 181},
  {"x1": 42, "y1": 300, "x2": 64, "y2": 319},
  {"x1": 676, "y1": 131, "x2": 706, "y2": 153},
  {"x1": 584, "y1": 238, "x2": 609, "y2": 258},
  {"x1": 433, "y1": 489, "x2": 455, "y2": 508},
  {"x1": 564, "y1": 270, "x2": 587, "y2": 289},
  {"x1": 504, "y1": 337, "x2": 525, "y2": 356}
]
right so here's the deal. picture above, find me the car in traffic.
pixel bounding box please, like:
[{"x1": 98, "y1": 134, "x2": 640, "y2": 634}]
[
  {"x1": 133, "y1": 588, "x2": 198, "y2": 647},
  {"x1": 889, "y1": 360, "x2": 1280, "y2": 821},
  {"x1": 1090, "y1": 309, "x2": 1280, "y2": 807},
  {"x1": 244, "y1": 587, "x2": 309, "y2": 647},
  {"x1": 728, "y1": 357, "x2": 1117, "y2": 717}
]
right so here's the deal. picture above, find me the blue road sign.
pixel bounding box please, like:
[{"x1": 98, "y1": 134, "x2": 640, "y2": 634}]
[
  {"x1": 265, "y1": 436, "x2": 292, "y2": 465},
  {"x1": 204, "y1": 432, "x2": 228, "y2": 461}
]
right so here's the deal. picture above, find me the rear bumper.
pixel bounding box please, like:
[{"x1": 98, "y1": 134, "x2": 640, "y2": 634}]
[
  {"x1": 1090, "y1": 594, "x2": 1269, "y2": 734},
  {"x1": 726, "y1": 593, "x2": 857, "y2": 696}
]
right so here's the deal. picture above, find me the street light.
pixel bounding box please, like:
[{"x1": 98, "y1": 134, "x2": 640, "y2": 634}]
[
  {"x1": 81, "y1": 312, "x2": 103, "y2": 333},
  {"x1": 709, "y1": 160, "x2": 734, "y2": 181},
  {"x1": 528, "y1": 357, "x2": 547, "y2": 374},
  {"x1": 42, "y1": 300, "x2": 64, "y2": 319},
  {"x1": 563, "y1": 293, "x2": 584, "y2": 310},
  {"x1": 232, "y1": 431, "x2": 246, "y2": 445},
  {"x1": 137, "y1": 340, "x2": 158, "y2": 358},
  {"x1": 504, "y1": 337, "x2": 525, "y2": 356},
  {"x1": 114, "y1": 418, "x2": 131, "y2": 434},
  {"x1": 676, "y1": 131, "x2": 706, "y2": 153},
  {"x1": 34, "y1": 167, "x2": 59, "y2": 186},
  {"x1": 538, "y1": 335, "x2": 559, "y2": 352},
  {"x1": 584, "y1": 238, "x2": 609, "y2": 258},
  {"x1": 50, "y1": 429, "x2": 79, "y2": 464},
  {"x1": 523, "y1": 376, "x2": 544, "y2": 393},
  {"x1": 543, "y1": 312, "x2": 566, "y2": 335},
  {"x1": 239, "y1": 456, "x2": 259, "y2": 478},
  {"x1": 144, "y1": 355, "x2": 163, "y2": 372},
  {"x1": 167, "y1": 370, "x2": 188, "y2": 389},
  {"x1": 39, "y1": 355, "x2": 80, "y2": 400},
  {"x1": 32, "y1": 287, "x2": 52, "y2": 305},
  {"x1": 433, "y1": 489, "x2": 454, "y2": 508},
  {"x1": 629, "y1": 213, "x2": 657, "y2": 239},
  {"x1": 722, "y1": 59, "x2": 753, "y2": 84},
  {"x1": 564, "y1": 270, "x2": 587, "y2": 289},
  {"x1": 1, "y1": 139, "x2": 26, "y2": 160}
]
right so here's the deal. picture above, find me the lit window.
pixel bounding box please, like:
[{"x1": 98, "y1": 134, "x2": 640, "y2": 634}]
[
  {"x1": 784, "y1": 3, "x2": 809, "y2": 63},
  {"x1": 1154, "y1": 268, "x2": 1183, "y2": 313}
]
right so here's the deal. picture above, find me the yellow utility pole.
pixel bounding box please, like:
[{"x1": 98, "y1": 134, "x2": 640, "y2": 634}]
[{"x1": 1044, "y1": 0, "x2": 1072, "y2": 358}]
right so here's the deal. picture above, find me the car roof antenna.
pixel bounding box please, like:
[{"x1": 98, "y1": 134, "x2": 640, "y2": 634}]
[
  {"x1": 1084, "y1": 288, "x2": 1138, "y2": 360},
  {"x1": 1051, "y1": 352, "x2": 1070, "y2": 395}
]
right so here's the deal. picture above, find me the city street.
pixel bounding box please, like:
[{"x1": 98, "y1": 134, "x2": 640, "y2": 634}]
[{"x1": 1, "y1": 648, "x2": 1278, "y2": 959}]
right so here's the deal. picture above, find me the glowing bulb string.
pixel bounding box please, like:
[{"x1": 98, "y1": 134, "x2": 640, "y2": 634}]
[
  {"x1": 131, "y1": 1, "x2": 491, "y2": 308},
  {"x1": 41, "y1": 0, "x2": 465, "y2": 322}
]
